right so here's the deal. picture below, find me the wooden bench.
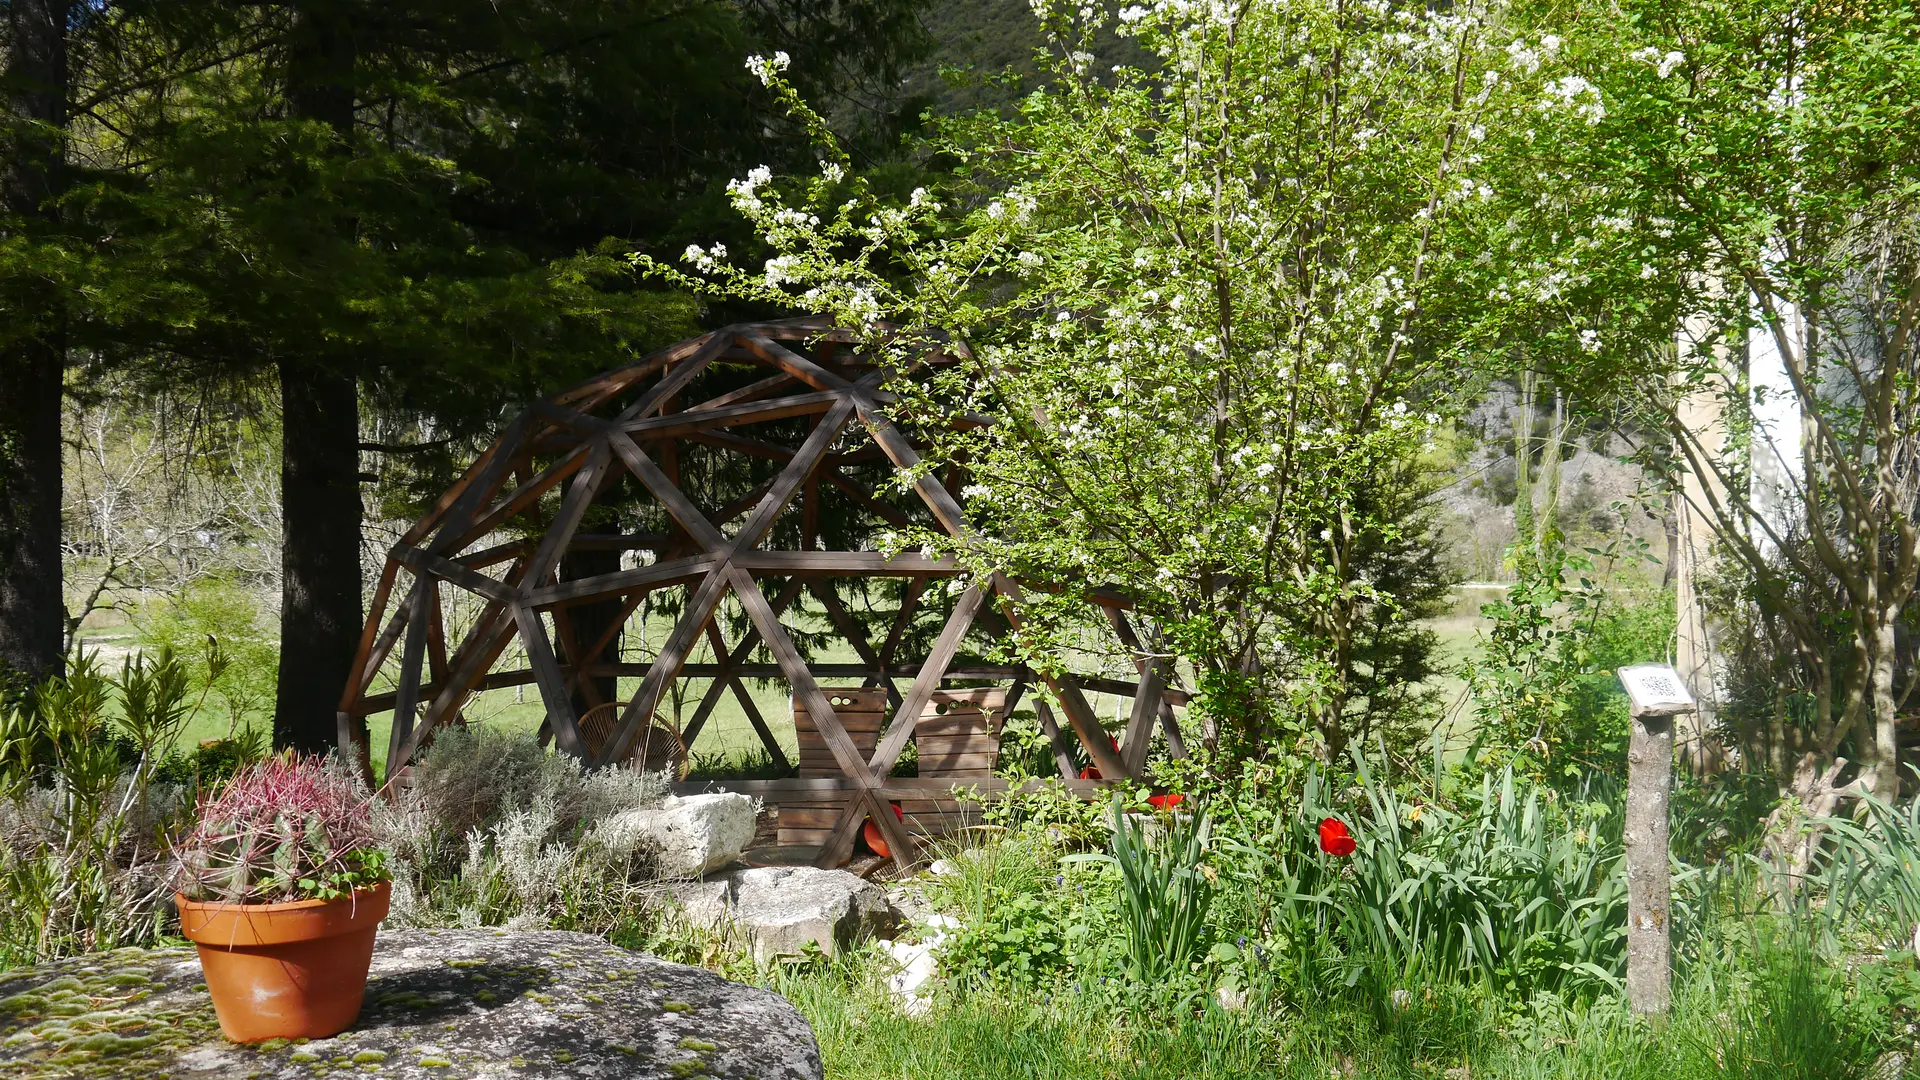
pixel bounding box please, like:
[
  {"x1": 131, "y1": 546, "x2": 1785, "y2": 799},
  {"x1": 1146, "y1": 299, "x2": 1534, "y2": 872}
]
[{"x1": 775, "y1": 687, "x2": 1006, "y2": 847}]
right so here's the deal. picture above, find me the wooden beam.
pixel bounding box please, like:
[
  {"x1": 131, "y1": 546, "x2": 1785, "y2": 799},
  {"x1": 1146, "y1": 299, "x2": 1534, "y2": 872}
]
[
  {"x1": 360, "y1": 666, "x2": 542, "y2": 715},
  {"x1": 562, "y1": 590, "x2": 649, "y2": 699},
  {"x1": 870, "y1": 585, "x2": 986, "y2": 777},
  {"x1": 608, "y1": 432, "x2": 729, "y2": 551},
  {"x1": 821, "y1": 466, "x2": 916, "y2": 529},
  {"x1": 726, "y1": 562, "x2": 913, "y2": 868},
  {"x1": 440, "y1": 439, "x2": 592, "y2": 555},
  {"x1": 1074, "y1": 675, "x2": 1192, "y2": 706},
  {"x1": 1120, "y1": 658, "x2": 1166, "y2": 778},
  {"x1": 524, "y1": 440, "x2": 616, "y2": 588},
  {"x1": 398, "y1": 434, "x2": 509, "y2": 547},
  {"x1": 678, "y1": 577, "x2": 807, "y2": 747},
  {"x1": 725, "y1": 564, "x2": 874, "y2": 786},
  {"x1": 991, "y1": 574, "x2": 1128, "y2": 780},
  {"x1": 689, "y1": 371, "x2": 796, "y2": 413},
  {"x1": 393, "y1": 544, "x2": 518, "y2": 605},
  {"x1": 550, "y1": 330, "x2": 710, "y2": 407},
  {"x1": 350, "y1": 570, "x2": 410, "y2": 698},
  {"x1": 814, "y1": 584, "x2": 985, "y2": 871},
  {"x1": 339, "y1": 559, "x2": 401, "y2": 714},
  {"x1": 810, "y1": 582, "x2": 899, "y2": 708},
  {"x1": 423, "y1": 412, "x2": 539, "y2": 557},
  {"x1": 404, "y1": 567, "x2": 528, "y2": 752},
  {"x1": 739, "y1": 332, "x2": 865, "y2": 394},
  {"x1": 613, "y1": 332, "x2": 730, "y2": 423},
  {"x1": 731, "y1": 551, "x2": 963, "y2": 576},
  {"x1": 514, "y1": 604, "x2": 591, "y2": 759},
  {"x1": 698, "y1": 621, "x2": 790, "y2": 769},
  {"x1": 592, "y1": 571, "x2": 732, "y2": 769},
  {"x1": 455, "y1": 537, "x2": 534, "y2": 569},
  {"x1": 710, "y1": 479, "x2": 775, "y2": 528},
  {"x1": 1032, "y1": 699, "x2": 1081, "y2": 779},
  {"x1": 686, "y1": 428, "x2": 794, "y2": 463},
  {"x1": 877, "y1": 578, "x2": 926, "y2": 672},
  {"x1": 672, "y1": 776, "x2": 1105, "y2": 799},
  {"x1": 423, "y1": 580, "x2": 454, "y2": 722},
  {"x1": 524, "y1": 555, "x2": 715, "y2": 609},
  {"x1": 583, "y1": 661, "x2": 1026, "y2": 680},
  {"x1": 621, "y1": 389, "x2": 844, "y2": 441},
  {"x1": 384, "y1": 578, "x2": 432, "y2": 779},
  {"x1": 458, "y1": 530, "x2": 666, "y2": 574},
  {"x1": 570, "y1": 532, "x2": 672, "y2": 553},
  {"x1": 731, "y1": 396, "x2": 858, "y2": 548},
  {"x1": 857, "y1": 407, "x2": 972, "y2": 539},
  {"x1": 1102, "y1": 606, "x2": 1188, "y2": 758}
]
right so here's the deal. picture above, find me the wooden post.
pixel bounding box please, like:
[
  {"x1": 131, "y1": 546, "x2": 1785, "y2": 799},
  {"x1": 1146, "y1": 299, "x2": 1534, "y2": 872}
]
[{"x1": 1617, "y1": 664, "x2": 1697, "y2": 1019}]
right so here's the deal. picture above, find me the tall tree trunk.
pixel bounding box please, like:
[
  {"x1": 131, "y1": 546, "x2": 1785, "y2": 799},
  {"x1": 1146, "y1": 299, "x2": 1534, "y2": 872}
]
[
  {"x1": 275, "y1": 358, "x2": 364, "y2": 752},
  {"x1": 0, "y1": 0, "x2": 71, "y2": 683},
  {"x1": 273, "y1": 2, "x2": 363, "y2": 752},
  {"x1": 560, "y1": 548, "x2": 623, "y2": 719}
]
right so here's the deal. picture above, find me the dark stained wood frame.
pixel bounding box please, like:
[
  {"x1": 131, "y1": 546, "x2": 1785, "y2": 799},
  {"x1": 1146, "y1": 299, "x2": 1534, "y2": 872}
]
[{"x1": 338, "y1": 318, "x2": 1186, "y2": 871}]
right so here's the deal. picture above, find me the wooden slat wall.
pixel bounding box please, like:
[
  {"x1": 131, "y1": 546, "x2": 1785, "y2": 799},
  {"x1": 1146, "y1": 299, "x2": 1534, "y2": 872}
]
[
  {"x1": 778, "y1": 687, "x2": 1007, "y2": 846},
  {"x1": 794, "y1": 687, "x2": 887, "y2": 777}
]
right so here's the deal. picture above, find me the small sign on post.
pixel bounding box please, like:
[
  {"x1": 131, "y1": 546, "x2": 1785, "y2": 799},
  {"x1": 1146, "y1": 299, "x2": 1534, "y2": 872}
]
[{"x1": 1615, "y1": 664, "x2": 1696, "y2": 1018}]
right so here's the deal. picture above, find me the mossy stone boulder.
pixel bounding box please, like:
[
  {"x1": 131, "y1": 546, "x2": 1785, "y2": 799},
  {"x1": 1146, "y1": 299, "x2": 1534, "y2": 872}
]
[{"x1": 0, "y1": 929, "x2": 820, "y2": 1080}]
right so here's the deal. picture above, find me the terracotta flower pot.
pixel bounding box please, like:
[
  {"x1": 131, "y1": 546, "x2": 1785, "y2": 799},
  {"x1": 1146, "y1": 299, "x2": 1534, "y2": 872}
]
[{"x1": 176, "y1": 881, "x2": 390, "y2": 1043}]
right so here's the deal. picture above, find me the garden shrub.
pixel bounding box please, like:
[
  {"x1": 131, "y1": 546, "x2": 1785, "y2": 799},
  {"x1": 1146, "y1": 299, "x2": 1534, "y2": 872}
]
[
  {"x1": 0, "y1": 653, "x2": 201, "y2": 967},
  {"x1": 373, "y1": 724, "x2": 669, "y2": 933}
]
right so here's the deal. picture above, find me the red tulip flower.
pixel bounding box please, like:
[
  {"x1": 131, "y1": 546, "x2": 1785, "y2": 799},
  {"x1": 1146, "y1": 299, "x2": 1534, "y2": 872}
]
[
  {"x1": 1147, "y1": 793, "x2": 1185, "y2": 811},
  {"x1": 1318, "y1": 817, "x2": 1357, "y2": 857}
]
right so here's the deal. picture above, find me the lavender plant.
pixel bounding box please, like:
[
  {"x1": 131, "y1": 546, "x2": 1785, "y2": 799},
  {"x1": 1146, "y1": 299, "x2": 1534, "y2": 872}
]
[{"x1": 171, "y1": 756, "x2": 387, "y2": 905}]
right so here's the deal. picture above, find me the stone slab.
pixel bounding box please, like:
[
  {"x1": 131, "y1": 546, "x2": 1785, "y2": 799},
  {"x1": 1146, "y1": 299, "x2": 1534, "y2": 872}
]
[{"x1": 0, "y1": 929, "x2": 820, "y2": 1080}]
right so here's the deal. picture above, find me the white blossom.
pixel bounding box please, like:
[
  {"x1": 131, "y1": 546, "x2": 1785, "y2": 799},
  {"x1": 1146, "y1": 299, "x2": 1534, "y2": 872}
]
[
  {"x1": 744, "y1": 52, "x2": 791, "y2": 85},
  {"x1": 1631, "y1": 46, "x2": 1687, "y2": 78},
  {"x1": 763, "y1": 255, "x2": 799, "y2": 285},
  {"x1": 1543, "y1": 75, "x2": 1606, "y2": 123},
  {"x1": 1506, "y1": 39, "x2": 1541, "y2": 74}
]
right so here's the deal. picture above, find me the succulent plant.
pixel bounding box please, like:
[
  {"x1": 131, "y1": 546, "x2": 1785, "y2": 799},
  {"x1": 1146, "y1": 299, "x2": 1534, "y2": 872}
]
[{"x1": 171, "y1": 755, "x2": 387, "y2": 904}]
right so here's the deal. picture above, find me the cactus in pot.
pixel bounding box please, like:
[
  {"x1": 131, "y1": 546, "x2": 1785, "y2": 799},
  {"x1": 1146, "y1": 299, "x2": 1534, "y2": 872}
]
[{"x1": 171, "y1": 755, "x2": 391, "y2": 1043}]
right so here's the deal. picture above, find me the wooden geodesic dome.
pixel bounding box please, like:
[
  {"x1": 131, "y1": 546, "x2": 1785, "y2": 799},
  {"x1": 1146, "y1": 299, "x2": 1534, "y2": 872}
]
[{"x1": 338, "y1": 316, "x2": 1188, "y2": 868}]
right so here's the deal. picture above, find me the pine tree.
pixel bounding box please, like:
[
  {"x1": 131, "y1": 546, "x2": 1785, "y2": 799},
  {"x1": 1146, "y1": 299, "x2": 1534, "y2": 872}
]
[
  {"x1": 0, "y1": 0, "x2": 928, "y2": 744},
  {"x1": 0, "y1": 0, "x2": 72, "y2": 683}
]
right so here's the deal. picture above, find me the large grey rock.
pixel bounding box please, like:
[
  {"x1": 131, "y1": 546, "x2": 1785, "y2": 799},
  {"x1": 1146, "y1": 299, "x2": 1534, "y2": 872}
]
[
  {"x1": 597, "y1": 794, "x2": 759, "y2": 879},
  {"x1": 671, "y1": 866, "x2": 898, "y2": 964},
  {"x1": 0, "y1": 929, "x2": 820, "y2": 1080}
]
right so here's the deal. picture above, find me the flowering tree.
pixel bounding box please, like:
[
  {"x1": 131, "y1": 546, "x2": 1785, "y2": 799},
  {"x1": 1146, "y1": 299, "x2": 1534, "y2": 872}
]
[
  {"x1": 647, "y1": 0, "x2": 1525, "y2": 758},
  {"x1": 1489, "y1": 1, "x2": 1920, "y2": 818}
]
